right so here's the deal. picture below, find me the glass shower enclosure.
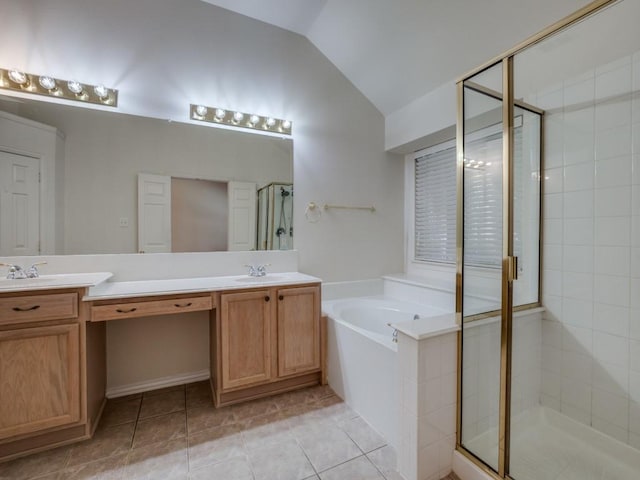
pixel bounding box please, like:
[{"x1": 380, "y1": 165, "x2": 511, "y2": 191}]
[{"x1": 456, "y1": 0, "x2": 640, "y2": 478}]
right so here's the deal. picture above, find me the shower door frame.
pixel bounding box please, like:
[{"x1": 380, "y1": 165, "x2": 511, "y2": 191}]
[{"x1": 455, "y1": 0, "x2": 619, "y2": 478}]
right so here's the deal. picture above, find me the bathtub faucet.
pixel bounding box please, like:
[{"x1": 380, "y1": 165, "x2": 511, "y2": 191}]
[{"x1": 413, "y1": 314, "x2": 420, "y2": 321}]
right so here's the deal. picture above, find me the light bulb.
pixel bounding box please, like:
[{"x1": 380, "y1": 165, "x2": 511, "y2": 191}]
[
  {"x1": 38, "y1": 75, "x2": 56, "y2": 91},
  {"x1": 8, "y1": 70, "x2": 28, "y2": 85},
  {"x1": 281, "y1": 120, "x2": 291, "y2": 129},
  {"x1": 233, "y1": 111, "x2": 244, "y2": 123},
  {"x1": 67, "y1": 80, "x2": 84, "y2": 94},
  {"x1": 265, "y1": 117, "x2": 276, "y2": 128},
  {"x1": 214, "y1": 108, "x2": 226, "y2": 120},
  {"x1": 195, "y1": 105, "x2": 208, "y2": 117},
  {"x1": 248, "y1": 115, "x2": 260, "y2": 126},
  {"x1": 486, "y1": 162, "x2": 492, "y2": 166},
  {"x1": 94, "y1": 84, "x2": 109, "y2": 99}
]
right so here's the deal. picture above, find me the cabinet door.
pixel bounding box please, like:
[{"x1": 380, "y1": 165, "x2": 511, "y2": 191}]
[
  {"x1": 277, "y1": 286, "x2": 320, "y2": 377},
  {"x1": 0, "y1": 323, "x2": 80, "y2": 439},
  {"x1": 220, "y1": 290, "x2": 273, "y2": 390}
]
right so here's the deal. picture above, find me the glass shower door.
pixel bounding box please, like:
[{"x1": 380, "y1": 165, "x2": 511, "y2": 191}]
[{"x1": 459, "y1": 61, "x2": 504, "y2": 472}]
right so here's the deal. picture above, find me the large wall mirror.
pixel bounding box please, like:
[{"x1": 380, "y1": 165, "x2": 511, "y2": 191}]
[{"x1": 0, "y1": 96, "x2": 293, "y2": 256}]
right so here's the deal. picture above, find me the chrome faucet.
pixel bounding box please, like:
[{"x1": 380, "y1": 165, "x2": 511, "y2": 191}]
[
  {"x1": 245, "y1": 264, "x2": 270, "y2": 277},
  {"x1": 0, "y1": 262, "x2": 47, "y2": 279}
]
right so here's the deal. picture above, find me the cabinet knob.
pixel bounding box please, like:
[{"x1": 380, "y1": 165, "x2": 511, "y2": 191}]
[
  {"x1": 264, "y1": 296, "x2": 270, "y2": 302},
  {"x1": 279, "y1": 295, "x2": 284, "y2": 301}
]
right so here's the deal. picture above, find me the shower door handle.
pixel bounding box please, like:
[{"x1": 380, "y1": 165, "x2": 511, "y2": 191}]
[{"x1": 508, "y1": 256, "x2": 518, "y2": 282}]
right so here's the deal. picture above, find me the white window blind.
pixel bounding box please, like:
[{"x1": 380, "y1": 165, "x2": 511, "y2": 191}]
[
  {"x1": 414, "y1": 144, "x2": 457, "y2": 264},
  {"x1": 414, "y1": 126, "x2": 523, "y2": 266}
]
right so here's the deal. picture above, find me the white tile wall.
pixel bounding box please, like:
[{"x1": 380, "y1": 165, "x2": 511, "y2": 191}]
[
  {"x1": 398, "y1": 331, "x2": 457, "y2": 480},
  {"x1": 541, "y1": 50, "x2": 640, "y2": 448}
]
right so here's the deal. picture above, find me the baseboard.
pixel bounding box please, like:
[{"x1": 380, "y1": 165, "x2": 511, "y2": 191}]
[{"x1": 106, "y1": 369, "x2": 210, "y2": 398}]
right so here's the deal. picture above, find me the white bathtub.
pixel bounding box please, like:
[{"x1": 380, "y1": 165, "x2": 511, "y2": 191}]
[{"x1": 323, "y1": 296, "x2": 449, "y2": 449}]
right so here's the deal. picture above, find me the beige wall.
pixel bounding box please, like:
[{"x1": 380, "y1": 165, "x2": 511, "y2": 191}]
[{"x1": 171, "y1": 178, "x2": 228, "y2": 252}]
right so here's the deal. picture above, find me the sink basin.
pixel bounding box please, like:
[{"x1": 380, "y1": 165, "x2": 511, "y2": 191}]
[{"x1": 235, "y1": 275, "x2": 284, "y2": 283}]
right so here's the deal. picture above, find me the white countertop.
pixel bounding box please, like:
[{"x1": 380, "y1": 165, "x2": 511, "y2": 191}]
[
  {"x1": 83, "y1": 272, "x2": 321, "y2": 301},
  {"x1": 0, "y1": 272, "x2": 113, "y2": 293}
]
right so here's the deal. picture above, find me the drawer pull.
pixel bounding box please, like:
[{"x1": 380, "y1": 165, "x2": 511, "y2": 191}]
[
  {"x1": 116, "y1": 307, "x2": 137, "y2": 313},
  {"x1": 279, "y1": 295, "x2": 284, "y2": 301},
  {"x1": 264, "y1": 296, "x2": 270, "y2": 302},
  {"x1": 174, "y1": 302, "x2": 193, "y2": 308},
  {"x1": 12, "y1": 305, "x2": 41, "y2": 312}
]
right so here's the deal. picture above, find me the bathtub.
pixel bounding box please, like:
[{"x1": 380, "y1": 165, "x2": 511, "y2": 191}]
[{"x1": 323, "y1": 296, "x2": 449, "y2": 449}]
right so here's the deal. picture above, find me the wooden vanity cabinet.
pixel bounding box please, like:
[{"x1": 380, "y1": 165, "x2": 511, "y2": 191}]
[
  {"x1": 0, "y1": 288, "x2": 105, "y2": 462},
  {"x1": 277, "y1": 286, "x2": 321, "y2": 377},
  {"x1": 212, "y1": 283, "x2": 322, "y2": 406},
  {"x1": 219, "y1": 289, "x2": 274, "y2": 389}
]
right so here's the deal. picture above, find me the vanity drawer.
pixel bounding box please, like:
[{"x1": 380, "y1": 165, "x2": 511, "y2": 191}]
[
  {"x1": 91, "y1": 295, "x2": 213, "y2": 321},
  {"x1": 0, "y1": 293, "x2": 78, "y2": 325}
]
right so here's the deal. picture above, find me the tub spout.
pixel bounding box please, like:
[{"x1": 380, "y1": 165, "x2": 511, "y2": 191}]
[{"x1": 413, "y1": 314, "x2": 420, "y2": 321}]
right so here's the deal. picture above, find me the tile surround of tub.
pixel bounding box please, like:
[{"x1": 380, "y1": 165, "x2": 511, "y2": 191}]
[
  {"x1": 539, "y1": 50, "x2": 640, "y2": 447},
  {"x1": 398, "y1": 330, "x2": 457, "y2": 480},
  {"x1": 0, "y1": 382, "x2": 423, "y2": 480}
]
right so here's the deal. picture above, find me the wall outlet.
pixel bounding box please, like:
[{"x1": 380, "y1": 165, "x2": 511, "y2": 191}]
[{"x1": 119, "y1": 217, "x2": 129, "y2": 227}]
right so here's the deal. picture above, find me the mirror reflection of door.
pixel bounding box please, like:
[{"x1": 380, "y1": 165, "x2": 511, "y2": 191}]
[
  {"x1": 172, "y1": 178, "x2": 229, "y2": 252},
  {"x1": 0, "y1": 151, "x2": 40, "y2": 256},
  {"x1": 137, "y1": 174, "x2": 257, "y2": 253}
]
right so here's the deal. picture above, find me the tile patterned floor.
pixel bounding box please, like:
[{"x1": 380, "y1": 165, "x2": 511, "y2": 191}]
[{"x1": 0, "y1": 382, "x2": 443, "y2": 480}]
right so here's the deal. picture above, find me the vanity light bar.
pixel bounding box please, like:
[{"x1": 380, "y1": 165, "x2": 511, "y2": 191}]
[
  {"x1": 190, "y1": 104, "x2": 292, "y2": 135},
  {"x1": 0, "y1": 68, "x2": 118, "y2": 107}
]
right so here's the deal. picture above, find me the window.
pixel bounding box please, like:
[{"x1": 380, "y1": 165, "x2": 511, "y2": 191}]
[
  {"x1": 414, "y1": 141, "x2": 456, "y2": 264},
  {"x1": 413, "y1": 123, "x2": 524, "y2": 267}
]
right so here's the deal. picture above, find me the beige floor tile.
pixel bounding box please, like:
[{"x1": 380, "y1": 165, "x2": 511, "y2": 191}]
[
  {"x1": 138, "y1": 389, "x2": 185, "y2": 419},
  {"x1": 240, "y1": 411, "x2": 295, "y2": 451},
  {"x1": 248, "y1": 438, "x2": 315, "y2": 480},
  {"x1": 29, "y1": 473, "x2": 61, "y2": 480},
  {"x1": 339, "y1": 416, "x2": 386, "y2": 453},
  {"x1": 366, "y1": 446, "x2": 403, "y2": 480},
  {"x1": 272, "y1": 385, "x2": 333, "y2": 409},
  {"x1": 57, "y1": 452, "x2": 128, "y2": 480},
  {"x1": 297, "y1": 422, "x2": 362, "y2": 472},
  {"x1": 100, "y1": 397, "x2": 141, "y2": 428},
  {"x1": 186, "y1": 381, "x2": 213, "y2": 410},
  {"x1": 232, "y1": 396, "x2": 279, "y2": 421},
  {"x1": 143, "y1": 384, "x2": 185, "y2": 398},
  {"x1": 108, "y1": 393, "x2": 142, "y2": 403},
  {"x1": 312, "y1": 395, "x2": 359, "y2": 424},
  {"x1": 187, "y1": 424, "x2": 245, "y2": 471},
  {"x1": 67, "y1": 423, "x2": 135, "y2": 467},
  {"x1": 4, "y1": 385, "x2": 402, "y2": 480},
  {"x1": 133, "y1": 411, "x2": 186, "y2": 449},
  {"x1": 0, "y1": 445, "x2": 70, "y2": 480},
  {"x1": 188, "y1": 456, "x2": 253, "y2": 480},
  {"x1": 186, "y1": 404, "x2": 236, "y2": 435},
  {"x1": 319, "y1": 455, "x2": 385, "y2": 479},
  {"x1": 124, "y1": 438, "x2": 188, "y2": 480}
]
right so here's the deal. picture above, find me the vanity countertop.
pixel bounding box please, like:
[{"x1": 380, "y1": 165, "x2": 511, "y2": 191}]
[
  {"x1": 83, "y1": 272, "x2": 322, "y2": 301},
  {"x1": 0, "y1": 272, "x2": 113, "y2": 293}
]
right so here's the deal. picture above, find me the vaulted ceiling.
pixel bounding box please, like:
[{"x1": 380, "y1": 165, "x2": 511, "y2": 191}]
[{"x1": 202, "y1": 0, "x2": 592, "y2": 115}]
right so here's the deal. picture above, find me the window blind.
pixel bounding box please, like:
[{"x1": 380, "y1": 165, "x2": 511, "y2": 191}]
[
  {"x1": 414, "y1": 127, "x2": 523, "y2": 266},
  {"x1": 414, "y1": 145, "x2": 457, "y2": 264}
]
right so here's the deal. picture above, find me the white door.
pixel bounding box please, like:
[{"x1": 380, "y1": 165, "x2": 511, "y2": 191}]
[
  {"x1": 228, "y1": 181, "x2": 256, "y2": 251},
  {"x1": 0, "y1": 151, "x2": 40, "y2": 256},
  {"x1": 138, "y1": 173, "x2": 171, "y2": 253}
]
